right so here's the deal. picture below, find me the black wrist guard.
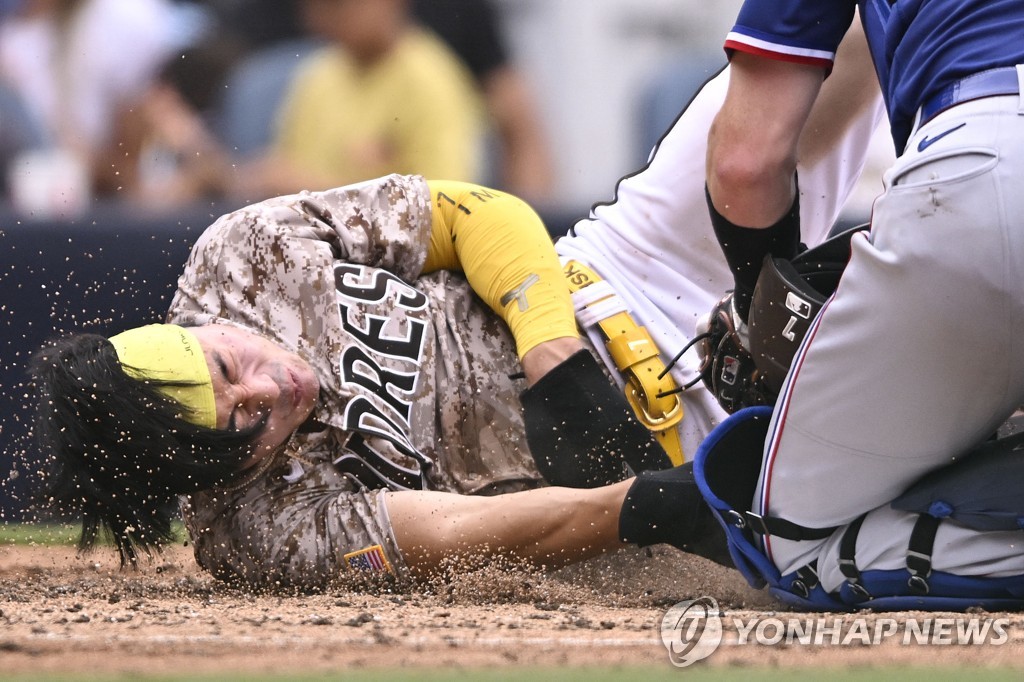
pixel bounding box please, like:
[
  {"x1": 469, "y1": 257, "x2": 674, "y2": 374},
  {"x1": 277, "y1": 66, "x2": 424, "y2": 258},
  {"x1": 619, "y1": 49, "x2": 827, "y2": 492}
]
[
  {"x1": 706, "y1": 180, "x2": 801, "y2": 322},
  {"x1": 520, "y1": 349, "x2": 671, "y2": 488},
  {"x1": 618, "y1": 462, "x2": 732, "y2": 567}
]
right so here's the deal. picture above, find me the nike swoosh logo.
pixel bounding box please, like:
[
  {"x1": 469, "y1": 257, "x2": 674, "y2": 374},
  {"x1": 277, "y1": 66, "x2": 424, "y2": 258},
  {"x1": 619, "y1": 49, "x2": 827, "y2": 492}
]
[{"x1": 918, "y1": 122, "x2": 966, "y2": 152}]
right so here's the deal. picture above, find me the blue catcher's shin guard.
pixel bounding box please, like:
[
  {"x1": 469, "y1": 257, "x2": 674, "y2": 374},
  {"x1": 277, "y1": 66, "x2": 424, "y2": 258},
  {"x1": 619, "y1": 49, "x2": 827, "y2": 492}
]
[{"x1": 694, "y1": 407, "x2": 1024, "y2": 612}]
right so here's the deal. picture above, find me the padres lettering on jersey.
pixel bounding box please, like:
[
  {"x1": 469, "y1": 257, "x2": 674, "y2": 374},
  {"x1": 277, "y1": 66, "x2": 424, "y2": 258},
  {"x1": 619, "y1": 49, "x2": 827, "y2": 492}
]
[{"x1": 332, "y1": 263, "x2": 434, "y2": 490}]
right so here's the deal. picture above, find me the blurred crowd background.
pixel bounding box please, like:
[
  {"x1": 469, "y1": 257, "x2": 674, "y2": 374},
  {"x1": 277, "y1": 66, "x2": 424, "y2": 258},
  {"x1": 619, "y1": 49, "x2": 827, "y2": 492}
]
[{"x1": 0, "y1": 0, "x2": 765, "y2": 222}]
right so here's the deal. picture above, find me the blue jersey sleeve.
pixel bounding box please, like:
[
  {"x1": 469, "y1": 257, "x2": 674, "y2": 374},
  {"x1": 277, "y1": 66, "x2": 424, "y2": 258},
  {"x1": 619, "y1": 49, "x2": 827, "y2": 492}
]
[{"x1": 726, "y1": 0, "x2": 858, "y2": 71}]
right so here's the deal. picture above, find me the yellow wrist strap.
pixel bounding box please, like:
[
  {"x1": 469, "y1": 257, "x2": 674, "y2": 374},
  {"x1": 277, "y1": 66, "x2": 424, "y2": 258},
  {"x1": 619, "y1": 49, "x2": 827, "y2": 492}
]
[{"x1": 424, "y1": 180, "x2": 578, "y2": 359}]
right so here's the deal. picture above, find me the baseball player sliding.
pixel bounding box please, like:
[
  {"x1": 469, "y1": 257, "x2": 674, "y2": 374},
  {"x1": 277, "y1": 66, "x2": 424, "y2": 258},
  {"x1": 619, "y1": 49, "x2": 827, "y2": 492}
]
[
  {"x1": 31, "y1": 24, "x2": 887, "y2": 595},
  {"x1": 699, "y1": 0, "x2": 1024, "y2": 609}
]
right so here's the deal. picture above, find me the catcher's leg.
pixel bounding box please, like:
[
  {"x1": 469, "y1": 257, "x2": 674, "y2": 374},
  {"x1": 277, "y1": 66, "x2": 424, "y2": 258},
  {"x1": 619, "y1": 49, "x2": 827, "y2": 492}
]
[
  {"x1": 696, "y1": 408, "x2": 1024, "y2": 611},
  {"x1": 756, "y1": 95, "x2": 1024, "y2": 580}
]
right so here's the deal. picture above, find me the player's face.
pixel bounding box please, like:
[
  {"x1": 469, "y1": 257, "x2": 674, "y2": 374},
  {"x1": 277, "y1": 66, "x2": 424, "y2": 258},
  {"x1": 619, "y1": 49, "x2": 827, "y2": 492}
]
[{"x1": 190, "y1": 325, "x2": 320, "y2": 464}]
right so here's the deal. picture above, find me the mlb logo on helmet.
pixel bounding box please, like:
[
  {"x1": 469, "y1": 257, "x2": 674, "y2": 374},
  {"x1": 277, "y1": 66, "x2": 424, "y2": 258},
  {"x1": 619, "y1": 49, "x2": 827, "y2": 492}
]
[
  {"x1": 785, "y1": 292, "x2": 812, "y2": 319},
  {"x1": 721, "y1": 356, "x2": 740, "y2": 386}
]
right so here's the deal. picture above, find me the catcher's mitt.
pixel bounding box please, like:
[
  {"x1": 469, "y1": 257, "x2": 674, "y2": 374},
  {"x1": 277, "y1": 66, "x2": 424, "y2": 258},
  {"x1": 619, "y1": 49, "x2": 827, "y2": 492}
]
[
  {"x1": 697, "y1": 223, "x2": 868, "y2": 414},
  {"x1": 695, "y1": 293, "x2": 774, "y2": 414},
  {"x1": 749, "y1": 224, "x2": 866, "y2": 395}
]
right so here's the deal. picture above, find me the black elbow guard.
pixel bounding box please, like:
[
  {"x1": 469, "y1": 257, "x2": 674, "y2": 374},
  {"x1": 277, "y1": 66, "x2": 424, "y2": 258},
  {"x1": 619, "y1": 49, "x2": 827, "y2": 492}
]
[{"x1": 520, "y1": 349, "x2": 671, "y2": 488}]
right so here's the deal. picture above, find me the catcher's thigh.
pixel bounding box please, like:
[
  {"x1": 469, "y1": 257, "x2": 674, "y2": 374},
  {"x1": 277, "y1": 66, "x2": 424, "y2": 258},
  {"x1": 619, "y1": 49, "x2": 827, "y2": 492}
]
[{"x1": 755, "y1": 97, "x2": 1024, "y2": 579}]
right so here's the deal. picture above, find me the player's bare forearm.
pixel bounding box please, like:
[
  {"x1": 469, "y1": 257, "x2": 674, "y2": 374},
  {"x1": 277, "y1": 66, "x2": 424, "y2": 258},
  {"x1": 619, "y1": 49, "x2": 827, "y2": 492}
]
[
  {"x1": 520, "y1": 336, "x2": 585, "y2": 386},
  {"x1": 384, "y1": 480, "x2": 631, "y2": 573},
  {"x1": 706, "y1": 53, "x2": 824, "y2": 227}
]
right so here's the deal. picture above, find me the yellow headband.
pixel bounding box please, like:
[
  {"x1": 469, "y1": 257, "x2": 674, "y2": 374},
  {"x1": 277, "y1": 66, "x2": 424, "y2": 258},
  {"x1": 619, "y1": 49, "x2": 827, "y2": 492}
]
[{"x1": 109, "y1": 324, "x2": 217, "y2": 429}]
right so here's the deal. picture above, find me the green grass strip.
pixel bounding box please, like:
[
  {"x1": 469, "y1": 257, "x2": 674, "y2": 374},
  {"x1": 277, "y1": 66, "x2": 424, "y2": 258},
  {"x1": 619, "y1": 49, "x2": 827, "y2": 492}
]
[
  {"x1": 0, "y1": 520, "x2": 187, "y2": 547},
  {"x1": 0, "y1": 522, "x2": 80, "y2": 546}
]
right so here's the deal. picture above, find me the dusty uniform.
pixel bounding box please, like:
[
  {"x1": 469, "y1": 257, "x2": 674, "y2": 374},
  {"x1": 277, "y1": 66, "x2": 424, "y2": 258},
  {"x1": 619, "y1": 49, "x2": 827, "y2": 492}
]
[
  {"x1": 170, "y1": 175, "x2": 540, "y2": 588},
  {"x1": 170, "y1": 65, "x2": 883, "y2": 589}
]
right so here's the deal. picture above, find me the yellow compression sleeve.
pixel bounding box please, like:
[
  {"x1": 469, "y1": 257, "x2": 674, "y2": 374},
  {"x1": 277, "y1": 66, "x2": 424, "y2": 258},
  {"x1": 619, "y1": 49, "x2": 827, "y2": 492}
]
[{"x1": 423, "y1": 180, "x2": 578, "y2": 358}]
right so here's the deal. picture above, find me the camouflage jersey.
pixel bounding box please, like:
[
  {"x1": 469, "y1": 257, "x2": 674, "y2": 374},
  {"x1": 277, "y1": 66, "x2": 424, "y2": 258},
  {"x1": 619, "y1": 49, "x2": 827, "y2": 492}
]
[{"x1": 168, "y1": 175, "x2": 543, "y2": 589}]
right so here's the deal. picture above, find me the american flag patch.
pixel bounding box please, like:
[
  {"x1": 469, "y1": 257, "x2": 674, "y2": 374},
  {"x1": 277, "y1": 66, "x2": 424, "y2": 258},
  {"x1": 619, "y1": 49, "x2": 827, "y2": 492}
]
[{"x1": 344, "y1": 544, "x2": 393, "y2": 575}]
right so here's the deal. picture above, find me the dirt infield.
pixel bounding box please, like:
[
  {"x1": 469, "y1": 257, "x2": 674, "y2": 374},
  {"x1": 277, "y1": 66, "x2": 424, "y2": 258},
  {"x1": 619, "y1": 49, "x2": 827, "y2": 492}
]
[{"x1": 1, "y1": 543, "x2": 1023, "y2": 677}]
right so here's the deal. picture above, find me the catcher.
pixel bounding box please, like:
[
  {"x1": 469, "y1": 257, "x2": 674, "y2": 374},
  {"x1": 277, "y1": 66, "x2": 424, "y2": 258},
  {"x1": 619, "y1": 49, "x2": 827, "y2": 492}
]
[
  {"x1": 696, "y1": 0, "x2": 1024, "y2": 612},
  {"x1": 30, "y1": 28, "x2": 883, "y2": 590}
]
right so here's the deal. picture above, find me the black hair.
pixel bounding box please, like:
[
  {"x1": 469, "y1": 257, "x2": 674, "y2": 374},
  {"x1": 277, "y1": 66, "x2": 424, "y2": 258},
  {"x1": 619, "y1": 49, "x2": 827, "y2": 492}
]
[{"x1": 29, "y1": 333, "x2": 262, "y2": 566}]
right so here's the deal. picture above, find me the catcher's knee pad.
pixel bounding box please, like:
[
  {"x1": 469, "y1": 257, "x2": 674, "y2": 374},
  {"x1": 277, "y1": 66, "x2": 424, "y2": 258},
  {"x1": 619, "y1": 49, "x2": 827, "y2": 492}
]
[
  {"x1": 692, "y1": 406, "x2": 845, "y2": 610},
  {"x1": 892, "y1": 428, "x2": 1024, "y2": 532},
  {"x1": 520, "y1": 349, "x2": 671, "y2": 488},
  {"x1": 695, "y1": 407, "x2": 1024, "y2": 612}
]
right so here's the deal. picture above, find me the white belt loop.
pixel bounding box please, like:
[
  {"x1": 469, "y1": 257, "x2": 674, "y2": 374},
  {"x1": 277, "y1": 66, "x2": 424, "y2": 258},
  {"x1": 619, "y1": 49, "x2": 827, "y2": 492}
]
[
  {"x1": 911, "y1": 106, "x2": 923, "y2": 132},
  {"x1": 906, "y1": 107, "x2": 924, "y2": 154},
  {"x1": 574, "y1": 294, "x2": 628, "y2": 329},
  {"x1": 1016, "y1": 64, "x2": 1024, "y2": 114},
  {"x1": 571, "y1": 279, "x2": 615, "y2": 308}
]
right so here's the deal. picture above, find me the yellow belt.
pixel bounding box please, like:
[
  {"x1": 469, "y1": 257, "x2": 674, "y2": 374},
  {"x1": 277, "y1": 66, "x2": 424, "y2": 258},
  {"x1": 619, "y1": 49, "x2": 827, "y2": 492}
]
[{"x1": 563, "y1": 260, "x2": 685, "y2": 465}]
